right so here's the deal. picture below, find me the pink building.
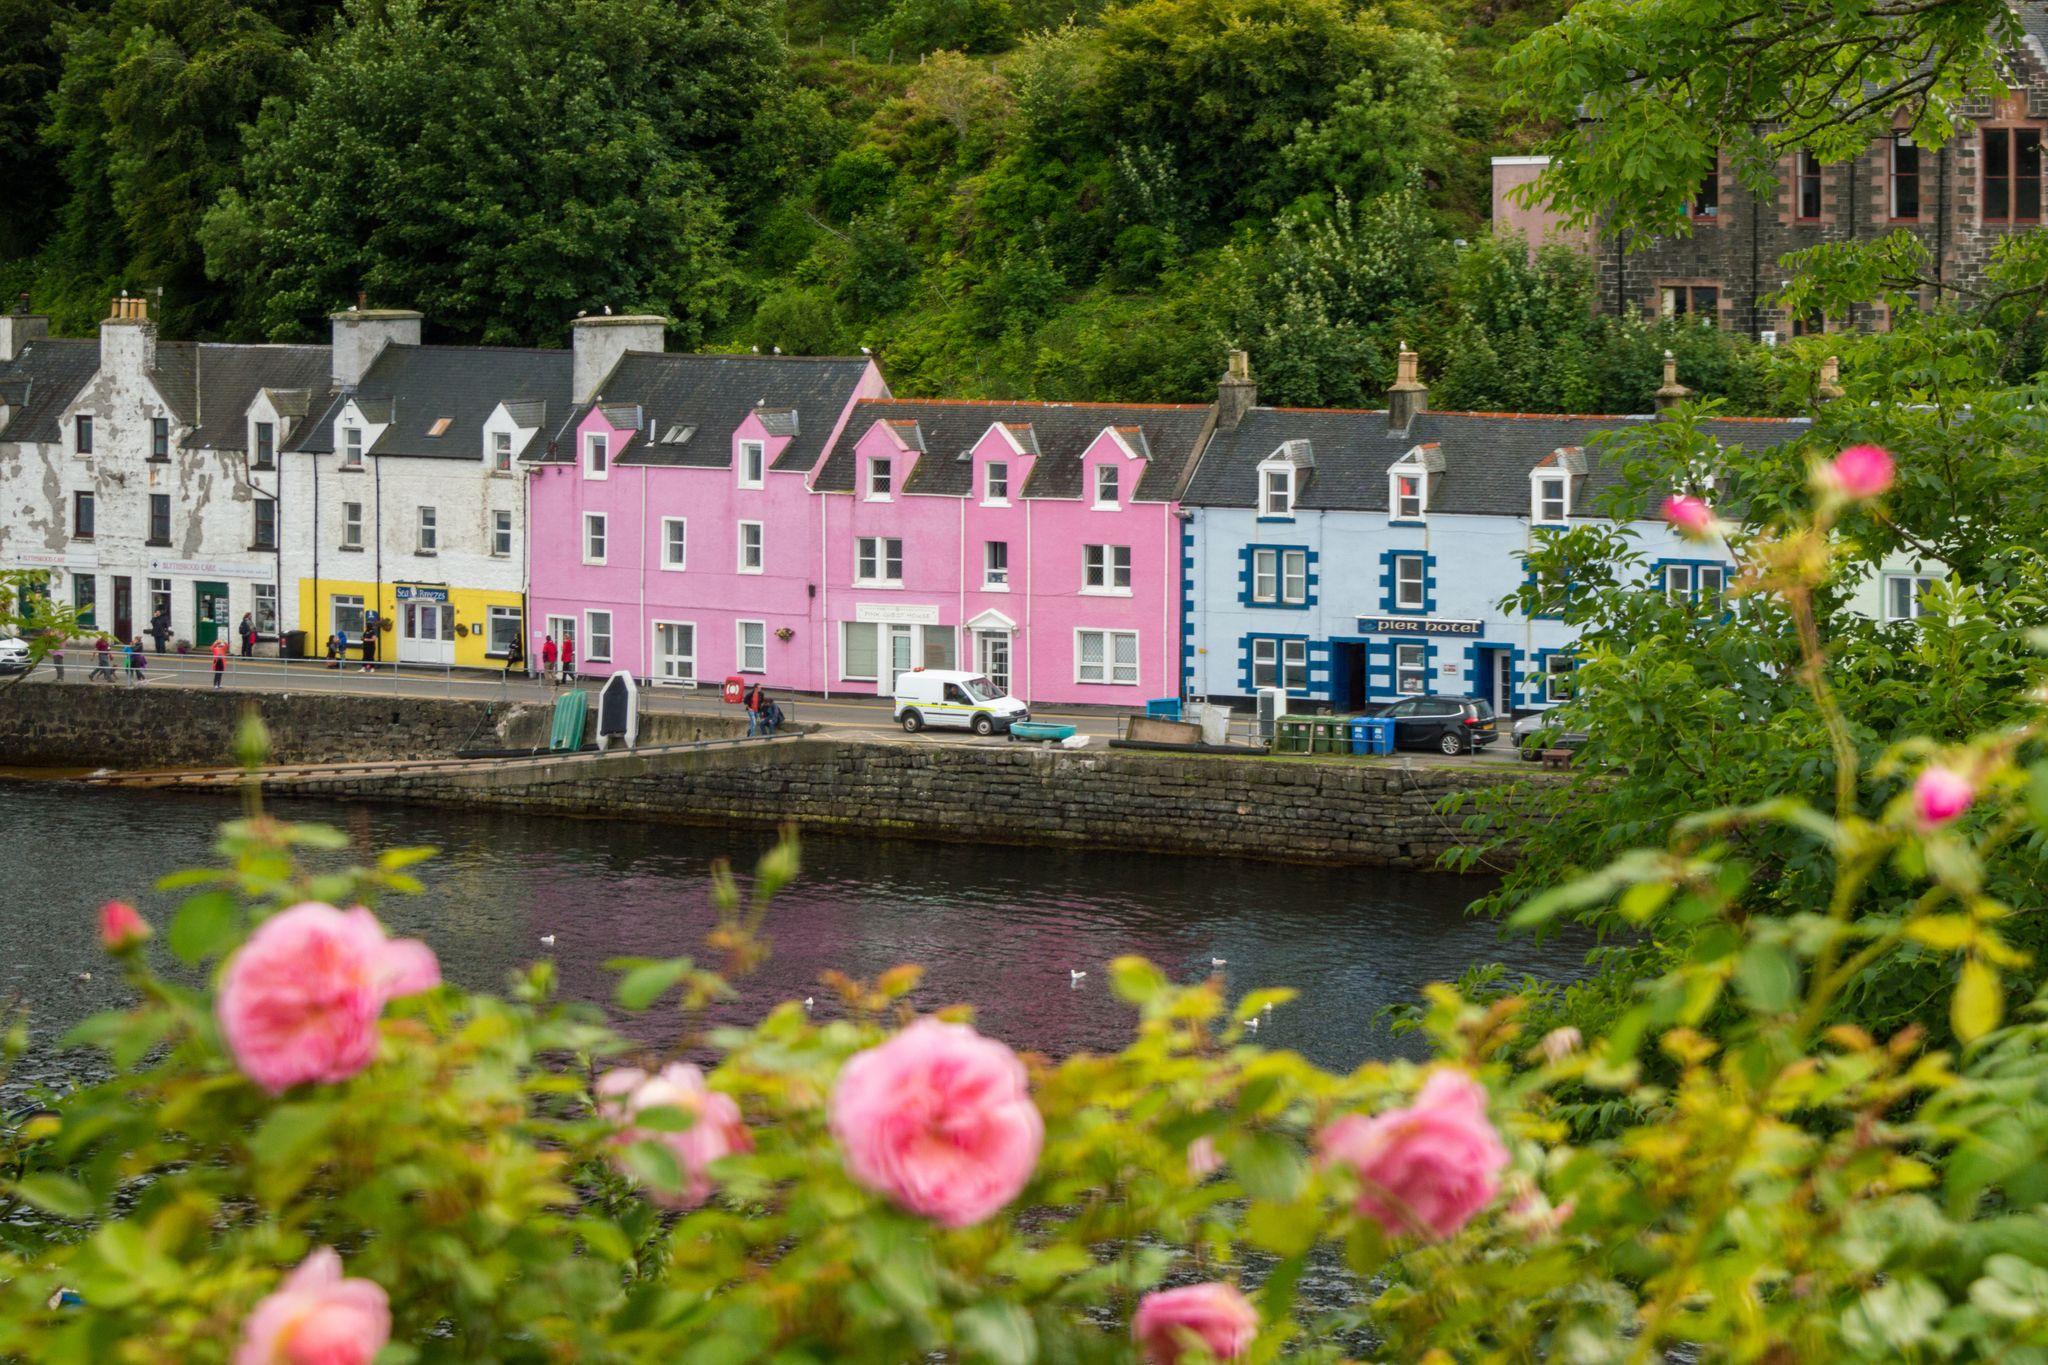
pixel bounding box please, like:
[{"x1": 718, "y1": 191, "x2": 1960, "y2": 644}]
[
  {"x1": 524, "y1": 327, "x2": 886, "y2": 686},
  {"x1": 813, "y1": 399, "x2": 1210, "y2": 705}
]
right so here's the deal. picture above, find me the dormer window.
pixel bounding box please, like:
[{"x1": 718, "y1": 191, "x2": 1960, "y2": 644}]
[
  {"x1": 1261, "y1": 468, "x2": 1293, "y2": 517},
  {"x1": 1532, "y1": 473, "x2": 1569, "y2": 525},
  {"x1": 254, "y1": 421, "x2": 275, "y2": 470},
  {"x1": 150, "y1": 417, "x2": 169, "y2": 460},
  {"x1": 426, "y1": 417, "x2": 452, "y2": 438},
  {"x1": 342, "y1": 427, "x2": 363, "y2": 469},
  {"x1": 1094, "y1": 465, "x2": 1119, "y2": 507},
  {"x1": 492, "y1": 430, "x2": 512, "y2": 471},
  {"x1": 985, "y1": 461, "x2": 1009, "y2": 504},
  {"x1": 739, "y1": 440, "x2": 766, "y2": 487},
  {"x1": 1390, "y1": 471, "x2": 1426, "y2": 521},
  {"x1": 75, "y1": 415, "x2": 93, "y2": 455},
  {"x1": 867, "y1": 457, "x2": 892, "y2": 500},
  {"x1": 584, "y1": 432, "x2": 608, "y2": 479}
]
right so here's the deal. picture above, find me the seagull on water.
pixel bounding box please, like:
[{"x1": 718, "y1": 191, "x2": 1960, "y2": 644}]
[
  {"x1": 1245, "y1": 1016, "x2": 1259, "y2": 1033},
  {"x1": 1069, "y1": 969, "x2": 1087, "y2": 985},
  {"x1": 1211, "y1": 956, "x2": 1227, "y2": 967},
  {"x1": 539, "y1": 934, "x2": 556, "y2": 947},
  {"x1": 804, "y1": 996, "x2": 815, "y2": 1011},
  {"x1": 74, "y1": 971, "x2": 91, "y2": 983}
]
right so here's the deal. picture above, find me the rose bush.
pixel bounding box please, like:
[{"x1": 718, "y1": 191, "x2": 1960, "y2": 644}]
[{"x1": 5, "y1": 455, "x2": 2048, "y2": 1360}]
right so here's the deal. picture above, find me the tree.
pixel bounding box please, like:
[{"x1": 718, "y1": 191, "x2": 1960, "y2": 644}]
[{"x1": 0, "y1": 0, "x2": 70, "y2": 260}]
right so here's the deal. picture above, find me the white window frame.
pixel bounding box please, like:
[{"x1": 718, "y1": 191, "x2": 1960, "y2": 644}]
[
  {"x1": 584, "y1": 512, "x2": 608, "y2": 566},
  {"x1": 984, "y1": 461, "x2": 1009, "y2": 505},
  {"x1": 1260, "y1": 466, "x2": 1293, "y2": 517},
  {"x1": 855, "y1": 536, "x2": 904, "y2": 586},
  {"x1": 1252, "y1": 549, "x2": 1278, "y2": 603},
  {"x1": 661, "y1": 517, "x2": 687, "y2": 571},
  {"x1": 1544, "y1": 654, "x2": 1575, "y2": 704},
  {"x1": 1282, "y1": 550, "x2": 1308, "y2": 604},
  {"x1": 486, "y1": 605, "x2": 522, "y2": 658},
  {"x1": 1885, "y1": 573, "x2": 1937, "y2": 622},
  {"x1": 738, "y1": 521, "x2": 764, "y2": 574},
  {"x1": 839, "y1": 620, "x2": 880, "y2": 682},
  {"x1": 739, "y1": 440, "x2": 766, "y2": 488},
  {"x1": 341, "y1": 501, "x2": 364, "y2": 550},
  {"x1": 1251, "y1": 637, "x2": 1278, "y2": 688},
  {"x1": 1664, "y1": 563, "x2": 1694, "y2": 603},
  {"x1": 584, "y1": 432, "x2": 609, "y2": 480},
  {"x1": 1532, "y1": 473, "x2": 1569, "y2": 525},
  {"x1": 652, "y1": 619, "x2": 697, "y2": 683},
  {"x1": 1390, "y1": 467, "x2": 1427, "y2": 521},
  {"x1": 252, "y1": 583, "x2": 278, "y2": 637},
  {"x1": 1075, "y1": 628, "x2": 1141, "y2": 686},
  {"x1": 253, "y1": 420, "x2": 276, "y2": 470},
  {"x1": 737, "y1": 619, "x2": 767, "y2": 674},
  {"x1": 491, "y1": 509, "x2": 513, "y2": 558},
  {"x1": 331, "y1": 594, "x2": 367, "y2": 639},
  {"x1": 342, "y1": 426, "x2": 363, "y2": 470},
  {"x1": 1394, "y1": 555, "x2": 1426, "y2": 611},
  {"x1": 866, "y1": 456, "x2": 892, "y2": 501},
  {"x1": 1395, "y1": 642, "x2": 1428, "y2": 695},
  {"x1": 1094, "y1": 464, "x2": 1119, "y2": 508},
  {"x1": 1698, "y1": 564, "x2": 1727, "y2": 608},
  {"x1": 1082, "y1": 544, "x2": 1132, "y2": 595},
  {"x1": 491, "y1": 429, "x2": 513, "y2": 472},
  {"x1": 584, "y1": 609, "x2": 614, "y2": 663},
  {"x1": 983, "y1": 540, "x2": 1009, "y2": 590},
  {"x1": 416, "y1": 505, "x2": 438, "y2": 554}
]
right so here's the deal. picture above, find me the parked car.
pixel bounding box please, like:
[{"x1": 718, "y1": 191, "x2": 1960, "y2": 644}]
[
  {"x1": 1372, "y1": 696, "x2": 1499, "y2": 755},
  {"x1": 0, "y1": 636, "x2": 30, "y2": 675},
  {"x1": 1514, "y1": 710, "x2": 1590, "y2": 760},
  {"x1": 894, "y1": 669, "x2": 1029, "y2": 736}
]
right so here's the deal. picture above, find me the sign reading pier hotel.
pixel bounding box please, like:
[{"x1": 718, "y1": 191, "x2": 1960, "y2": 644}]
[{"x1": 1358, "y1": 616, "x2": 1484, "y2": 636}]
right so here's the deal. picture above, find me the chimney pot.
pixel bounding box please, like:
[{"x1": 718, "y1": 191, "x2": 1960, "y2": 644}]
[
  {"x1": 1217, "y1": 348, "x2": 1258, "y2": 432},
  {"x1": 1816, "y1": 354, "x2": 1845, "y2": 404},
  {"x1": 329, "y1": 305, "x2": 423, "y2": 388},
  {"x1": 570, "y1": 313, "x2": 668, "y2": 405},
  {"x1": 1388, "y1": 343, "x2": 1428, "y2": 433},
  {"x1": 1654, "y1": 350, "x2": 1692, "y2": 413}
]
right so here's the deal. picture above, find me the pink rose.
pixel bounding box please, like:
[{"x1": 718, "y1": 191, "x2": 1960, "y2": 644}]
[
  {"x1": 1317, "y1": 1068, "x2": 1508, "y2": 1241},
  {"x1": 1503, "y1": 1177, "x2": 1573, "y2": 1242},
  {"x1": 1661, "y1": 494, "x2": 1716, "y2": 539},
  {"x1": 1824, "y1": 444, "x2": 1895, "y2": 499},
  {"x1": 1186, "y1": 1135, "x2": 1222, "y2": 1180},
  {"x1": 1913, "y1": 765, "x2": 1975, "y2": 827},
  {"x1": 828, "y1": 1017, "x2": 1043, "y2": 1228},
  {"x1": 217, "y1": 903, "x2": 441, "y2": 1095},
  {"x1": 1538, "y1": 1026, "x2": 1582, "y2": 1065},
  {"x1": 99, "y1": 900, "x2": 150, "y2": 953},
  {"x1": 596, "y1": 1062, "x2": 752, "y2": 1208},
  {"x1": 1133, "y1": 1282, "x2": 1259, "y2": 1364},
  {"x1": 234, "y1": 1247, "x2": 390, "y2": 1365}
]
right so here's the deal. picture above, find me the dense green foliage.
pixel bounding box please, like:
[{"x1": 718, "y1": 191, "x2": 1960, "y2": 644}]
[{"x1": 3, "y1": 0, "x2": 1804, "y2": 411}]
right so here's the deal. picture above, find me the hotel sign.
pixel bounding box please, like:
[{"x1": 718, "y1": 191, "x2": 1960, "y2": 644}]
[{"x1": 1358, "y1": 616, "x2": 1483, "y2": 637}]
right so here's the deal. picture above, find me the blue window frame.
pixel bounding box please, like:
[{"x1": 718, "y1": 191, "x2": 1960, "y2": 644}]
[
  {"x1": 1239, "y1": 544, "x2": 1318, "y2": 609},
  {"x1": 1531, "y1": 648, "x2": 1578, "y2": 705},
  {"x1": 1362, "y1": 636, "x2": 1436, "y2": 701},
  {"x1": 1379, "y1": 549, "x2": 1436, "y2": 615},
  {"x1": 1650, "y1": 558, "x2": 1731, "y2": 607}
]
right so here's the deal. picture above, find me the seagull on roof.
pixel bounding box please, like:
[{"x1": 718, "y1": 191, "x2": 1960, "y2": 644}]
[{"x1": 772, "y1": 345, "x2": 782, "y2": 354}]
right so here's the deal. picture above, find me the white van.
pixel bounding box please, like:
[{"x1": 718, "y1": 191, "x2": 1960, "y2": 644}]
[{"x1": 893, "y1": 669, "x2": 1029, "y2": 735}]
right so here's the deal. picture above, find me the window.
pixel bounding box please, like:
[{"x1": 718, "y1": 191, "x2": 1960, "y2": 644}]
[
  {"x1": 1252, "y1": 549, "x2": 1278, "y2": 603},
  {"x1": 492, "y1": 430, "x2": 512, "y2": 472},
  {"x1": 1983, "y1": 127, "x2": 2043, "y2": 225},
  {"x1": 148, "y1": 493, "x2": 170, "y2": 545},
  {"x1": 150, "y1": 417, "x2": 169, "y2": 461},
  {"x1": 1250, "y1": 549, "x2": 1309, "y2": 605},
  {"x1": 585, "y1": 610, "x2": 613, "y2": 662},
  {"x1": 254, "y1": 500, "x2": 277, "y2": 550},
  {"x1": 253, "y1": 583, "x2": 278, "y2": 637},
  {"x1": 737, "y1": 620, "x2": 766, "y2": 673},
  {"x1": 332, "y1": 594, "x2": 366, "y2": 639},
  {"x1": 984, "y1": 540, "x2": 1009, "y2": 589},
  {"x1": 1661, "y1": 284, "x2": 1721, "y2": 321},
  {"x1": 149, "y1": 577, "x2": 170, "y2": 622},
  {"x1": 254, "y1": 421, "x2": 275, "y2": 470},
  {"x1": 1885, "y1": 573, "x2": 1938, "y2": 622},
  {"x1": 73, "y1": 573, "x2": 95, "y2": 627},
  {"x1": 1262, "y1": 467, "x2": 1293, "y2": 517},
  {"x1": 1664, "y1": 563, "x2": 1694, "y2": 603},
  {"x1": 1396, "y1": 642, "x2": 1428, "y2": 695},
  {"x1": 1094, "y1": 465, "x2": 1119, "y2": 506},
  {"x1": 1534, "y1": 474, "x2": 1569, "y2": 524},
  {"x1": 653, "y1": 622, "x2": 695, "y2": 681},
  {"x1": 583, "y1": 512, "x2": 607, "y2": 565},
  {"x1": 1076, "y1": 629, "x2": 1140, "y2": 685},
  {"x1": 856, "y1": 536, "x2": 904, "y2": 585},
  {"x1": 1283, "y1": 550, "x2": 1308, "y2": 604},
  {"x1": 738, "y1": 521, "x2": 764, "y2": 573},
  {"x1": 1083, "y1": 544, "x2": 1131, "y2": 593},
  {"x1": 1795, "y1": 149, "x2": 1823, "y2": 220},
  {"x1": 662, "y1": 517, "x2": 687, "y2": 570},
  {"x1": 1251, "y1": 638, "x2": 1308, "y2": 690},
  {"x1": 866, "y1": 457, "x2": 890, "y2": 500},
  {"x1": 1689, "y1": 164, "x2": 1719, "y2": 218},
  {"x1": 342, "y1": 427, "x2": 363, "y2": 469},
  {"x1": 491, "y1": 509, "x2": 513, "y2": 557},
  {"x1": 841, "y1": 622, "x2": 879, "y2": 681},
  {"x1": 1394, "y1": 555, "x2": 1426, "y2": 611},
  {"x1": 985, "y1": 462, "x2": 1009, "y2": 503},
  {"x1": 739, "y1": 441, "x2": 766, "y2": 488},
  {"x1": 488, "y1": 606, "x2": 522, "y2": 658},
  {"x1": 1698, "y1": 564, "x2": 1727, "y2": 608},
  {"x1": 341, "y1": 501, "x2": 363, "y2": 550},
  {"x1": 1891, "y1": 136, "x2": 1921, "y2": 219},
  {"x1": 75, "y1": 415, "x2": 92, "y2": 454},
  {"x1": 72, "y1": 491, "x2": 94, "y2": 539},
  {"x1": 584, "y1": 432, "x2": 608, "y2": 478},
  {"x1": 417, "y1": 505, "x2": 438, "y2": 554},
  {"x1": 1392, "y1": 471, "x2": 1425, "y2": 521},
  {"x1": 1544, "y1": 654, "x2": 1576, "y2": 703}
]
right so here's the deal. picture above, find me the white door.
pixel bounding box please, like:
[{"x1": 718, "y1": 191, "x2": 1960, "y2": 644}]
[
  {"x1": 546, "y1": 614, "x2": 576, "y2": 657},
  {"x1": 887, "y1": 625, "x2": 915, "y2": 692},
  {"x1": 400, "y1": 600, "x2": 455, "y2": 665},
  {"x1": 654, "y1": 622, "x2": 695, "y2": 685},
  {"x1": 1492, "y1": 652, "x2": 1514, "y2": 714},
  {"x1": 976, "y1": 630, "x2": 1012, "y2": 694}
]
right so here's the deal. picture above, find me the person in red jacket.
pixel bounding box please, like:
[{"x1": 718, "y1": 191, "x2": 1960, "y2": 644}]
[
  {"x1": 540, "y1": 634, "x2": 558, "y2": 686},
  {"x1": 560, "y1": 634, "x2": 576, "y2": 684}
]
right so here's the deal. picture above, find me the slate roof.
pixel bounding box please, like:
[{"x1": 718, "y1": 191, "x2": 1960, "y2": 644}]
[
  {"x1": 817, "y1": 399, "x2": 1213, "y2": 502},
  {"x1": 0, "y1": 338, "x2": 100, "y2": 443},
  {"x1": 163, "y1": 344, "x2": 332, "y2": 451},
  {"x1": 525, "y1": 353, "x2": 874, "y2": 470},
  {"x1": 353, "y1": 346, "x2": 569, "y2": 459},
  {"x1": 1182, "y1": 408, "x2": 1806, "y2": 516},
  {"x1": 2012, "y1": 1, "x2": 2048, "y2": 64}
]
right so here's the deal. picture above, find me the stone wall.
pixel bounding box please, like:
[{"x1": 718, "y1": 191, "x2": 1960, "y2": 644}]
[
  {"x1": 0, "y1": 681, "x2": 744, "y2": 770},
  {"x1": 275, "y1": 737, "x2": 1550, "y2": 869}
]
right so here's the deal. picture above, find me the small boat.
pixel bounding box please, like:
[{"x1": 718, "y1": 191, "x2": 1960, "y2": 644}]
[{"x1": 1008, "y1": 721, "x2": 1077, "y2": 743}]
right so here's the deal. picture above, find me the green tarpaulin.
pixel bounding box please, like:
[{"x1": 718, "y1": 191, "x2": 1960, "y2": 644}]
[{"x1": 548, "y1": 691, "x2": 587, "y2": 752}]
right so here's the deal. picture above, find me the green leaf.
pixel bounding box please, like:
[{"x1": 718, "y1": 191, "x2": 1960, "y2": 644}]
[
  {"x1": 1232, "y1": 1130, "x2": 1306, "y2": 1202},
  {"x1": 955, "y1": 1302, "x2": 1036, "y2": 1365},
  {"x1": 1245, "y1": 1198, "x2": 1320, "y2": 1257},
  {"x1": 1954, "y1": 957, "x2": 2003, "y2": 1044},
  {"x1": 249, "y1": 1100, "x2": 340, "y2": 1172},
  {"x1": 1109, "y1": 956, "x2": 1169, "y2": 1006},
  {"x1": 1735, "y1": 940, "x2": 1797, "y2": 1013},
  {"x1": 377, "y1": 846, "x2": 438, "y2": 871},
  {"x1": 168, "y1": 890, "x2": 240, "y2": 965},
  {"x1": 618, "y1": 1140, "x2": 685, "y2": 1198},
  {"x1": 1905, "y1": 914, "x2": 1976, "y2": 952},
  {"x1": 9, "y1": 1174, "x2": 93, "y2": 1220},
  {"x1": 614, "y1": 957, "x2": 694, "y2": 1012}
]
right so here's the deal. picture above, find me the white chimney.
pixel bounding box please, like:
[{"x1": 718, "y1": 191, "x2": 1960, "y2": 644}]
[
  {"x1": 571, "y1": 314, "x2": 667, "y2": 404},
  {"x1": 101, "y1": 294, "x2": 157, "y2": 379},
  {"x1": 0, "y1": 308, "x2": 49, "y2": 364},
  {"x1": 330, "y1": 306, "x2": 423, "y2": 388}
]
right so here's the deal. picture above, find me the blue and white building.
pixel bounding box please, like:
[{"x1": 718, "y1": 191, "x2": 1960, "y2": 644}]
[{"x1": 1179, "y1": 351, "x2": 1804, "y2": 713}]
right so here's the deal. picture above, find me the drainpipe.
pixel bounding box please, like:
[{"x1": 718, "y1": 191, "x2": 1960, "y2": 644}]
[
  {"x1": 819, "y1": 491, "x2": 830, "y2": 699},
  {"x1": 372, "y1": 453, "x2": 383, "y2": 650},
  {"x1": 957, "y1": 496, "x2": 965, "y2": 667},
  {"x1": 1024, "y1": 497, "x2": 1034, "y2": 706},
  {"x1": 310, "y1": 441, "x2": 320, "y2": 655},
  {"x1": 1936, "y1": 141, "x2": 1949, "y2": 299},
  {"x1": 1162, "y1": 502, "x2": 1173, "y2": 699},
  {"x1": 637, "y1": 464, "x2": 647, "y2": 683}
]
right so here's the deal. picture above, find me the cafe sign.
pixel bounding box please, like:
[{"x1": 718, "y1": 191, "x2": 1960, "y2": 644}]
[{"x1": 1357, "y1": 616, "x2": 1484, "y2": 637}]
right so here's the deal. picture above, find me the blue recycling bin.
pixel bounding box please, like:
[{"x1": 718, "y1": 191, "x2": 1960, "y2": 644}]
[
  {"x1": 1348, "y1": 716, "x2": 1396, "y2": 756},
  {"x1": 1145, "y1": 698, "x2": 1183, "y2": 722}
]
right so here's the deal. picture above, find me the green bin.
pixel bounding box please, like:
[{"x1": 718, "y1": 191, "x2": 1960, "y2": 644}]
[
  {"x1": 1308, "y1": 715, "x2": 1349, "y2": 754},
  {"x1": 1271, "y1": 716, "x2": 1316, "y2": 755}
]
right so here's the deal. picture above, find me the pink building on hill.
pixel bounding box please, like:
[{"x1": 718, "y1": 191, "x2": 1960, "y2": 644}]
[
  {"x1": 812, "y1": 399, "x2": 1210, "y2": 705},
  {"x1": 524, "y1": 324, "x2": 885, "y2": 686}
]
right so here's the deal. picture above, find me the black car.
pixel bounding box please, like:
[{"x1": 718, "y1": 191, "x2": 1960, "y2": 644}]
[{"x1": 1373, "y1": 696, "x2": 1499, "y2": 755}]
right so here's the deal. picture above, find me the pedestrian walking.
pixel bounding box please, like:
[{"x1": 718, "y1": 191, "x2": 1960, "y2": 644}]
[
  {"x1": 210, "y1": 638, "x2": 228, "y2": 689},
  {"x1": 540, "y1": 634, "x2": 558, "y2": 685},
  {"x1": 149, "y1": 606, "x2": 170, "y2": 654},
  {"x1": 505, "y1": 634, "x2": 525, "y2": 680},
  {"x1": 90, "y1": 636, "x2": 115, "y2": 682},
  {"x1": 238, "y1": 612, "x2": 256, "y2": 658},
  {"x1": 560, "y1": 635, "x2": 575, "y2": 684},
  {"x1": 744, "y1": 682, "x2": 766, "y2": 738},
  {"x1": 46, "y1": 632, "x2": 64, "y2": 682},
  {"x1": 126, "y1": 638, "x2": 147, "y2": 685}
]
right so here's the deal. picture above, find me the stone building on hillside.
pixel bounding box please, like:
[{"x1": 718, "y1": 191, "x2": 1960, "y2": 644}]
[{"x1": 1495, "y1": 2, "x2": 2048, "y2": 339}]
